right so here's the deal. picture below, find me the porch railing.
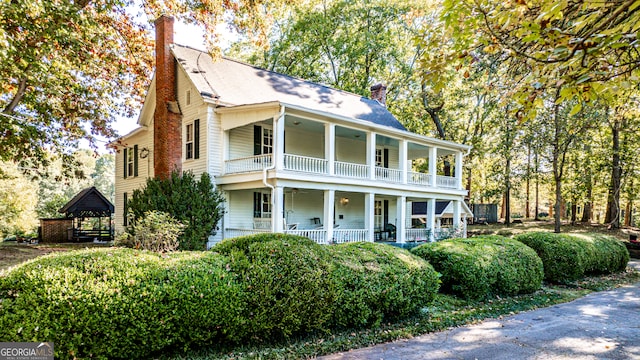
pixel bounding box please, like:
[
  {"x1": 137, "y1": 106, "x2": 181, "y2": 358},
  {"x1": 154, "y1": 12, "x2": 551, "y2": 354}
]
[
  {"x1": 335, "y1": 161, "x2": 369, "y2": 179},
  {"x1": 225, "y1": 228, "x2": 270, "y2": 238},
  {"x1": 436, "y1": 175, "x2": 459, "y2": 189},
  {"x1": 285, "y1": 229, "x2": 328, "y2": 244},
  {"x1": 405, "y1": 228, "x2": 431, "y2": 242},
  {"x1": 409, "y1": 171, "x2": 432, "y2": 186},
  {"x1": 333, "y1": 229, "x2": 369, "y2": 243},
  {"x1": 375, "y1": 166, "x2": 402, "y2": 183},
  {"x1": 284, "y1": 154, "x2": 328, "y2": 174},
  {"x1": 433, "y1": 226, "x2": 465, "y2": 240},
  {"x1": 225, "y1": 154, "x2": 273, "y2": 173}
]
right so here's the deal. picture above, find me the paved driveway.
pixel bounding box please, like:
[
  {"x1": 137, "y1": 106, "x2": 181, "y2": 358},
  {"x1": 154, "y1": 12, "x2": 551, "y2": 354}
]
[{"x1": 319, "y1": 261, "x2": 640, "y2": 360}]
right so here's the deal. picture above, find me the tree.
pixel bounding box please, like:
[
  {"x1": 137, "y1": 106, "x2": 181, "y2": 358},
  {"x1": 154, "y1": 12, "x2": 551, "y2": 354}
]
[
  {"x1": 0, "y1": 163, "x2": 38, "y2": 237},
  {"x1": 126, "y1": 171, "x2": 225, "y2": 250},
  {"x1": 1, "y1": 0, "x2": 292, "y2": 169}
]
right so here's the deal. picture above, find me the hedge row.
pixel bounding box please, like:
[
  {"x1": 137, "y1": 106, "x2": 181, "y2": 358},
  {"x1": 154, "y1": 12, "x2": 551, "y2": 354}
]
[
  {"x1": 513, "y1": 232, "x2": 629, "y2": 283},
  {"x1": 411, "y1": 236, "x2": 544, "y2": 299},
  {"x1": 0, "y1": 234, "x2": 440, "y2": 359}
]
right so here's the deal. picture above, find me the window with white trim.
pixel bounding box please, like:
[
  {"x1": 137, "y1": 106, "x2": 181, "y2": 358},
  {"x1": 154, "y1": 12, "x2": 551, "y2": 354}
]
[{"x1": 186, "y1": 123, "x2": 194, "y2": 159}]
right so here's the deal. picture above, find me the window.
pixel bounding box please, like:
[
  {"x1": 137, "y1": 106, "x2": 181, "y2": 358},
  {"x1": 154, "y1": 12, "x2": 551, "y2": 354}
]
[
  {"x1": 253, "y1": 191, "x2": 272, "y2": 218},
  {"x1": 376, "y1": 148, "x2": 388, "y2": 167},
  {"x1": 123, "y1": 145, "x2": 138, "y2": 178},
  {"x1": 186, "y1": 89, "x2": 191, "y2": 106},
  {"x1": 185, "y1": 120, "x2": 200, "y2": 160},
  {"x1": 254, "y1": 125, "x2": 273, "y2": 155}
]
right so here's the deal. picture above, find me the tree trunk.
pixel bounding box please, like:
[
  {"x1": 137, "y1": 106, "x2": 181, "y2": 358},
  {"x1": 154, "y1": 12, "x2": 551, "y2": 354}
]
[
  {"x1": 581, "y1": 145, "x2": 593, "y2": 223},
  {"x1": 504, "y1": 155, "x2": 511, "y2": 226},
  {"x1": 625, "y1": 201, "x2": 631, "y2": 227},
  {"x1": 526, "y1": 144, "x2": 531, "y2": 219},
  {"x1": 571, "y1": 203, "x2": 577, "y2": 225},
  {"x1": 604, "y1": 115, "x2": 621, "y2": 229},
  {"x1": 535, "y1": 152, "x2": 540, "y2": 221}
]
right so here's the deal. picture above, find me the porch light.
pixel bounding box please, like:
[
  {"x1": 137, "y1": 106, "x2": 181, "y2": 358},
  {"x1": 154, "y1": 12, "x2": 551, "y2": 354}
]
[
  {"x1": 293, "y1": 121, "x2": 301, "y2": 125},
  {"x1": 339, "y1": 197, "x2": 350, "y2": 206}
]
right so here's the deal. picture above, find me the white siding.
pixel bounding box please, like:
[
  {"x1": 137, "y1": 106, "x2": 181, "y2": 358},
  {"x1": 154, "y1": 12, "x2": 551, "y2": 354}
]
[
  {"x1": 228, "y1": 125, "x2": 254, "y2": 159},
  {"x1": 284, "y1": 191, "x2": 325, "y2": 229},
  {"x1": 177, "y1": 67, "x2": 209, "y2": 177},
  {"x1": 336, "y1": 137, "x2": 366, "y2": 163},
  {"x1": 226, "y1": 190, "x2": 255, "y2": 229},
  {"x1": 285, "y1": 127, "x2": 324, "y2": 158}
]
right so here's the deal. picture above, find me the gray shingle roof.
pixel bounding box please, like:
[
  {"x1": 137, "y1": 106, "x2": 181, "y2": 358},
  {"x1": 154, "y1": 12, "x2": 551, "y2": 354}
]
[{"x1": 172, "y1": 44, "x2": 407, "y2": 131}]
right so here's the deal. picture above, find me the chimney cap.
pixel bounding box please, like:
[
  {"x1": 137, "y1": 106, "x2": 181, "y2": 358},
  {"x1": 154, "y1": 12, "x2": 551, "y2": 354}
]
[{"x1": 370, "y1": 83, "x2": 387, "y2": 91}]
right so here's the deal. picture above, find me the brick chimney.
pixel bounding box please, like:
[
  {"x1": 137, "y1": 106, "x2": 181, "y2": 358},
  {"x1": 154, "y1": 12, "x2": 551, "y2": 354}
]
[
  {"x1": 370, "y1": 83, "x2": 387, "y2": 106},
  {"x1": 154, "y1": 15, "x2": 182, "y2": 179}
]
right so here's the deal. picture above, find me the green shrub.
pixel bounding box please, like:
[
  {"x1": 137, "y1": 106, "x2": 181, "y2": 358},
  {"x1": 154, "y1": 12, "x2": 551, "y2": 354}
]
[
  {"x1": 116, "y1": 210, "x2": 185, "y2": 252},
  {"x1": 514, "y1": 232, "x2": 629, "y2": 283},
  {"x1": 0, "y1": 248, "x2": 245, "y2": 359},
  {"x1": 213, "y1": 233, "x2": 336, "y2": 340},
  {"x1": 411, "y1": 236, "x2": 543, "y2": 299},
  {"x1": 328, "y1": 242, "x2": 440, "y2": 328},
  {"x1": 126, "y1": 171, "x2": 225, "y2": 250}
]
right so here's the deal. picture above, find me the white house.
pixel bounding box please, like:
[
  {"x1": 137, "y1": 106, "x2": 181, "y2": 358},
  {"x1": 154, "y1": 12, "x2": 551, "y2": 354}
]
[{"x1": 112, "y1": 16, "x2": 472, "y2": 248}]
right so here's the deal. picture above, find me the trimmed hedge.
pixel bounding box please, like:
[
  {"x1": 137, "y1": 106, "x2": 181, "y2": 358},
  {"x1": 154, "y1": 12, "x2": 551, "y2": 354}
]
[
  {"x1": 328, "y1": 242, "x2": 440, "y2": 328},
  {"x1": 0, "y1": 249, "x2": 245, "y2": 359},
  {"x1": 411, "y1": 236, "x2": 544, "y2": 299},
  {"x1": 0, "y1": 234, "x2": 440, "y2": 359},
  {"x1": 514, "y1": 232, "x2": 629, "y2": 283}
]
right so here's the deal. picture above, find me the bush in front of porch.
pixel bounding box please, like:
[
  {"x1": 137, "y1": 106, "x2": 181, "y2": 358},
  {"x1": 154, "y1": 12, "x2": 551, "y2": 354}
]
[
  {"x1": 329, "y1": 242, "x2": 440, "y2": 329},
  {"x1": 411, "y1": 236, "x2": 544, "y2": 300}
]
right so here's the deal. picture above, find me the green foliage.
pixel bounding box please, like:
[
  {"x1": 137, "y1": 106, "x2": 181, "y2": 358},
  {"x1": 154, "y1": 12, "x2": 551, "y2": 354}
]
[
  {"x1": 213, "y1": 233, "x2": 336, "y2": 339},
  {"x1": 514, "y1": 232, "x2": 629, "y2": 283},
  {"x1": 411, "y1": 236, "x2": 543, "y2": 299},
  {"x1": 0, "y1": 248, "x2": 245, "y2": 359},
  {"x1": 127, "y1": 171, "x2": 225, "y2": 250},
  {"x1": 0, "y1": 162, "x2": 39, "y2": 236},
  {"x1": 116, "y1": 211, "x2": 185, "y2": 252},
  {"x1": 328, "y1": 242, "x2": 440, "y2": 328}
]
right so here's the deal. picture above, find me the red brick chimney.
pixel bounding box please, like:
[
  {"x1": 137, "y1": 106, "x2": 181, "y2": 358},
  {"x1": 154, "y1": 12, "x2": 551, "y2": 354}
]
[
  {"x1": 370, "y1": 83, "x2": 387, "y2": 106},
  {"x1": 154, "y1": 15, "x2": 182, "y2": 179}
]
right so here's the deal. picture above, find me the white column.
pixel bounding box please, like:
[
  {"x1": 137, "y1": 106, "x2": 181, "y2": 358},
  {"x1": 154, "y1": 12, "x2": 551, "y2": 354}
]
[
  {"x1": 325, "y1": 123, "x2": 335, "y2": 175},
  {"x1": 364, "y1": 193, "x2": 375, "y2": 242},
  {"x1": 222, "y1": 191, "x2": 230, "y2": 239},
  {"x1": 396, "y1": 196, "x2": 406, "y2": 243},
  {"x1": 453, "y1": 200, "x2": 461, "y2": 228},
  {"x1": 427, "y1": 198, "x2": 436, "y2": 242},
  {"x1": 455, "y1": 151, "x2": 464, "y2": 189},
  {"x1": 399, "y1": 139, "x2": 408, "y2": 184},
  {"x1": 429, "y1": 146, "x2": 438, "y2": 187},
  {"x1": 367, "y1": 131, "x2": 377, "y2": 180},
  {"x1": 222, "y1": 130, "x2": 229, "y2": 174},
  {"x1": 272, "y1": 186, "x2": 284, "y2": 232},
  {"x1": 324, "y1": 190, "x2": 335, "y2": 243},
  {"x1": 275, "y1": 111, "x2": 286, "y2": 171}
]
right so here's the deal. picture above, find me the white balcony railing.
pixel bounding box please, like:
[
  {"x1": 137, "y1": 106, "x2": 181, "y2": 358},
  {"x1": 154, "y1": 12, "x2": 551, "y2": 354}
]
[
  {"x1": 405, "y1": 228, "x2": 431, "y2": 242},
  {"x1": 375, "y1": 166, "x2": 402, "y2": 183},
  {"x1": 225, "y1": 228, "x2": 270, "y2": 238},
  {"x1": 333, "y1": 229, "x2": 369, "y2": 243},
  {"x1": 409, "y1": 172, "x2": 432, "y2": 186},
  {"x1": 225, "y1": 154, "x2": 273, "y2": 174},
  {"x1": 436, "y1": 175, "x2": 459, "y2": 189},
  {"x1": 335, "y1": 161, "x2": 369, "y2": 179},
  {"x1": 284, "y1": 154, "x2": 328, "y2": 174},
  {"x1": 285, "y1": 229, "x2": 328, "y2": 244}
]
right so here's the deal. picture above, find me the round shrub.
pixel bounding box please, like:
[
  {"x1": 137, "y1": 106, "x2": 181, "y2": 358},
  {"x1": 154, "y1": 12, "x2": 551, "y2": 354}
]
[
  {"x1": 0, "y1": 248, "x2": 245, "y2": 359},
  {"x1": 411, "y1": 236, "x2": 543, "y2": 300},
  {"x1": 212, "y1": 233, "x2": 337, "y2": 340},
  {"x1": 514, "y1": 232, "x2": 629, "y2": 283},
  {"x1": 328, "y1": 242, "x2": 440, "y2": 328}
]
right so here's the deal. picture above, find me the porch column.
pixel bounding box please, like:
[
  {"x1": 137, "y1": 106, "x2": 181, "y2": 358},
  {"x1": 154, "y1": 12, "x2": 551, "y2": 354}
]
[
  {"x1": 364, "y1": 193, "x2": 375, "y2": 242},
  {"x1": 324, "y1": 189, "x2": 335, "y2": 243},
  {"x1": 272, "y1": 186, "x2": 284, "y2": 232},
  {"x1": 222, "y1": 191, "x2": 230, "y2": 239},
  {"x1": 325, "y1": 123, "x2": 335, "y2": 175},
  {"x1": 427, "y1": 198, "x2": 436, "y2": 242},
  {"x1": 429, "y1": 146, "x2": 438, "y2": 187},
  {"x1": 367, "y1": 131, "x2": 377, "y2": 180},
  {"x1": 222, "y1": 130, "x2": 229, "y2": 174},
  {"x1": 453, "y1": 200, "x2": 461, "y2": 228},
  {"x1": 274, "y1": 110, "x2": 286, "y2": 171},
  {"x1": 399, "y1": 139, "x2": 408, "y2": 184},
  {"x1": 396, "y1": 196, "x2": 406, "y2": 243},
  {"x1": 455, "y1": 150, "x2": 464, "y2": 189}
]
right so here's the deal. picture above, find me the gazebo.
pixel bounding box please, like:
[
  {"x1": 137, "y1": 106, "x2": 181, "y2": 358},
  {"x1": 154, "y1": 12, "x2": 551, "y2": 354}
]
[{"x1": 58, "y1": 186, "x2": 114, "y2": 242}]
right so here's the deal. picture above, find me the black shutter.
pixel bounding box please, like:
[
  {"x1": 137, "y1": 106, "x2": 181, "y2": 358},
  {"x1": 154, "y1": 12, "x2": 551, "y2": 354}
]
[
  {"x1": 383, "y1": 200, "x2": 389, "y2": 226},
  {"x1": 254, "y1": 125, "x2": 262, "y2": 155},
  {"x1": 253, "y1": 192, "x2": 261, "y2": 218},
  {"x1": 194, "y1": 119, "x2": 200, "y2": 159},
  {"x1": 383, "y1": 148, "x2": 389, "y2": 168},
  {"x1": 123, "y1": 192, "x2": 128, "y2": 226},
  {"x1": 133, "y1": 145, "x2": 139, "y2": 177},
  {"x1": 123, "y1": 148, "x2": 128, "y2": 179}
]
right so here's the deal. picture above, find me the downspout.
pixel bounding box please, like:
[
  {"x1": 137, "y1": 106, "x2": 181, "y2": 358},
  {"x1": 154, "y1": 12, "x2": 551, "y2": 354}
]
[{"x1": 263, "y1": 105, "x2": 285, "y2": 232}]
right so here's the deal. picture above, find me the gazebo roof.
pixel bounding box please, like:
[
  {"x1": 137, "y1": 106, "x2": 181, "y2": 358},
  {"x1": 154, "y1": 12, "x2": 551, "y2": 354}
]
[{"x1": 59, "y1": 187, "x2": 114, "y2": 218}]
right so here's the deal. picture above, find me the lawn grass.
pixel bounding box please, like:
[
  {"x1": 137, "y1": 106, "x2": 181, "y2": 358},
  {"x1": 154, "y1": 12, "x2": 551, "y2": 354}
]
[
  {"x1": 0, "y1": 242, "x2": 110, "y2": 272},
  {"x1": 162, "y1": 266, "x2": 640, "y2": 360}
]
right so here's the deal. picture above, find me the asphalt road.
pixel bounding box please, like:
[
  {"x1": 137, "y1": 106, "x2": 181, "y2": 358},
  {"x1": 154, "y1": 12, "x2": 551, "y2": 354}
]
[{"x1": 319, "y1": 260, "x2": 640, "y2": 360}]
